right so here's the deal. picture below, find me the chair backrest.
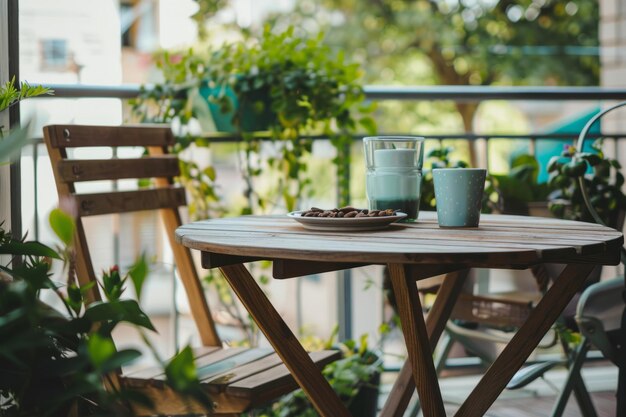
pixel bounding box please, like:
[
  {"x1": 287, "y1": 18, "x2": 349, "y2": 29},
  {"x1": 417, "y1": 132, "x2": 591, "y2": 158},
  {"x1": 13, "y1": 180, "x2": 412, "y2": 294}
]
[{"x1": 43, "y1": 124, "x2": 221, "y2": 347}]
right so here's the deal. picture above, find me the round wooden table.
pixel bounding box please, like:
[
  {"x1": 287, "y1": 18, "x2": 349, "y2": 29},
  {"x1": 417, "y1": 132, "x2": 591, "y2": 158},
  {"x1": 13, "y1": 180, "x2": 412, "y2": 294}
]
[{"x1": 177, "y1": 212, "x2": 624, "y2": 417}]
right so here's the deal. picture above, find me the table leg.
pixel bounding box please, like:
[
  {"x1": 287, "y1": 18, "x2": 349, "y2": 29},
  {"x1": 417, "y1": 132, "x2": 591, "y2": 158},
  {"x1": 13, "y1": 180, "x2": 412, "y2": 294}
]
[
  {"x1": 388, "y1": 264, "x2": 469, "y2": 417},
  {"x1": 381, "y1": 269, "x2": 469, "y2": 417},
  {"x1": 219, "y1": 264, "x2": 351, "y2": 417},
  {"x1": 455, "y1": 263, "x2": 596, "y2": 417}
]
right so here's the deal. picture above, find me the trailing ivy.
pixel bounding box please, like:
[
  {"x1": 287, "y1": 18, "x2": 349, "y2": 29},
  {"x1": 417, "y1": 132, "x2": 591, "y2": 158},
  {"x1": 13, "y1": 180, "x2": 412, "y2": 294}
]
[{"x1": 131, "y1": 26, "x2": 375, "y2": 217}]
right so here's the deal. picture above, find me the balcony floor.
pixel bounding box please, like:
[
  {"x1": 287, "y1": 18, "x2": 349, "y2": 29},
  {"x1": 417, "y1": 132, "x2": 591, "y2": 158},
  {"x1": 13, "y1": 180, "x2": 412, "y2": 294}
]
[{"x1": 381, "y1": 363, "x2": 618, "y2": 417}]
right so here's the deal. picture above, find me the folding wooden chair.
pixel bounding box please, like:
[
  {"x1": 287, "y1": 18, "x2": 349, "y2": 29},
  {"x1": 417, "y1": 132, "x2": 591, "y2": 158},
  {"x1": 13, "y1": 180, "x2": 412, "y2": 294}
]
[{"x1": 43, "y1": 124, "x2": 340, "y2": 416}]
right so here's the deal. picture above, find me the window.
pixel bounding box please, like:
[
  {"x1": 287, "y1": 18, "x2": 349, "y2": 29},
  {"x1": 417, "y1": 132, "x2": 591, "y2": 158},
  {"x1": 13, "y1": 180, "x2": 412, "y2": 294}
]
[{"x1": 40, "y1": 39, "x2": 68, "y2": 70}]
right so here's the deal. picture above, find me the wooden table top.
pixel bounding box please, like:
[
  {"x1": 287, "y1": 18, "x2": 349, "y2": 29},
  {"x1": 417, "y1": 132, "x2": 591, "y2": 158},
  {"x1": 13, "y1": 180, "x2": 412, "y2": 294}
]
[{"x1": 176, "y1": 212, "x2": 624, "y2": 269}]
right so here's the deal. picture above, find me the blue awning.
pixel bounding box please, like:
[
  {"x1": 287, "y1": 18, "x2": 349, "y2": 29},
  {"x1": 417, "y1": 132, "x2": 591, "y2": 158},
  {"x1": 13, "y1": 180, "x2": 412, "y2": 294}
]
[{"x1": 531, "y1": 107, "x2": 601, "y2": 182}]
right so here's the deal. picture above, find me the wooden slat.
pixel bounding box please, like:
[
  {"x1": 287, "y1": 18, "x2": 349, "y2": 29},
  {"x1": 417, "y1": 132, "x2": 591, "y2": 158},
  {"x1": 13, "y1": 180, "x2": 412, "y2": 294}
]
[
  {"x1": 46, "y1": 124, "x2": 174, "y2": 148},
  {"x1": 205, "y1": 353, "x2": 284, "y2": 385},
  {"x1": 57, "y1": 156, "x2": 180, "y2": 182},
  {"x1": 226, "y1": 350, "x2": 341, "y2": 395},
  {"x1": 75, "y1": 187, "x2": 186, "y2": 217},
  {"x1": 192, "y1": 347, "x2": 249, "y2": 369},
  {"x1": 127, "y1": 348, "x2": 250, "y2": 383},
  {"x1": 207, "y1": 349, "x2": 340, "y2": 388},
  {"x1": 195, "y1": 349, "x2": 274, "y2": 381},
  {"x1": 124, "y1": 347, "x2": 220, "y2": 379}
]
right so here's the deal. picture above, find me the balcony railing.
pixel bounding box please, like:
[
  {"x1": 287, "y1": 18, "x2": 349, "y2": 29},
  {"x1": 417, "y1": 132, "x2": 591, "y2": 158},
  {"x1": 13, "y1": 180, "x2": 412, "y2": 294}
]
[{"x1": 18, "y1": 84, "x2": 626, "y2": 343}]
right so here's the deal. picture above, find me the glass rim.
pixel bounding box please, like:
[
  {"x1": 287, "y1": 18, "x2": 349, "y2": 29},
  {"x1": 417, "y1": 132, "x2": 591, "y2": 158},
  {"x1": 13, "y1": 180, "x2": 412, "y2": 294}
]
[
  {"x1": 363, "y1": 136, "x2": 425, "y2": 142},
  {"x1": 432, "y1": 168, "x2": 487, "y2": 171}
]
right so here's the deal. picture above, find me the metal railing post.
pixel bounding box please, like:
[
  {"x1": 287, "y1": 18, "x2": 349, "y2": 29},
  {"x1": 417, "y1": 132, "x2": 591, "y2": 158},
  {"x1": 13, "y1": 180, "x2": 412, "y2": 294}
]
[{"x1": 337, "y1": 140, "x2": 353, "y2": 342}]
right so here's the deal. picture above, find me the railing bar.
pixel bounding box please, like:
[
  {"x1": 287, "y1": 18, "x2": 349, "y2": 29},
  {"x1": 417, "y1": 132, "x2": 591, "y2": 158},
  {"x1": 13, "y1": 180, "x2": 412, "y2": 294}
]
[
  {"x1": 112, "y1": 147, "x2": 120, "y2": 269},
  {"x1": 364, "y1": 86, "x2": 626, "y2": 101},
  {"x1": 26, "y1": 133, "x2": 626, "y2": 145},
  {"x1": 485, "y1": 137, "x2": 490, "y2": 172},
  {"x1": 35, "y1": 84, "x2": 626, "y2": 101}
]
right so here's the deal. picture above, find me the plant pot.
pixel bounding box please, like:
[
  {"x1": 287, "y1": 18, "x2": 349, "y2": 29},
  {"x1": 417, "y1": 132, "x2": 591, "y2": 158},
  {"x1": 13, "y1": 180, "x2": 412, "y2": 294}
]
[
  {"x1": 527, "y1": 201, "x2": 553, "y2": 218},
  {"x1": 199, "y1": 82, "x2": 275, "y2": 133},
  {"x1": 348, "y1": 369, "x2": 381, "y2": 417}
]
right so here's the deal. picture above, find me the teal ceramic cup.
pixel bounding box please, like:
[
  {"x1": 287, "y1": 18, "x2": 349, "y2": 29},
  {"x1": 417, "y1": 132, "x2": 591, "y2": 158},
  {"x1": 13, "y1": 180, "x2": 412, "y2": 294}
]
[{"x1": 433, "y1": 168, "x2": 487, "y2": 227}]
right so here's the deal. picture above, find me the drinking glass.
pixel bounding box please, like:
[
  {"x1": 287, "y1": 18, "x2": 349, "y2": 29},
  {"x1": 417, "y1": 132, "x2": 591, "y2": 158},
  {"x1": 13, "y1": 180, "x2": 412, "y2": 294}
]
[{"x1": 363, "y1": 136, "x2": 425, "y2": 221}]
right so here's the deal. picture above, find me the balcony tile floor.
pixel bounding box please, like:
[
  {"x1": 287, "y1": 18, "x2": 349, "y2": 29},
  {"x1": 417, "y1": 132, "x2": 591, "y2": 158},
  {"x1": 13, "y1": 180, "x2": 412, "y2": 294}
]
[{"x1": 381, "y1": 364, "x2": 618, "y2": 416}]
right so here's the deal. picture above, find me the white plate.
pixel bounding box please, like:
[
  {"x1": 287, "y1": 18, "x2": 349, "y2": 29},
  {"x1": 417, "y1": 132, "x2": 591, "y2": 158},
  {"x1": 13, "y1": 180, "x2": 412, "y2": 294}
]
[{"x1": 287, "y1": 211, "x2": 407, "y2": 231}]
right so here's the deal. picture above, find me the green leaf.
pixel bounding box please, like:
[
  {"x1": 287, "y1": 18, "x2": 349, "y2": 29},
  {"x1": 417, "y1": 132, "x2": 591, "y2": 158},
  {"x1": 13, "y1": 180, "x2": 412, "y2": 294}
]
[
  {"x1": 49, "y1": 208, "x2": 75, "y2": 246},
  {"x1": 129, "y1": 254, "x2": 149, "y2": 301},
  {"x1": 282, "y1": 191, "x2": 296, "y2": 212},
  {"x1": 378, "y1": 322, "x2": 391, "y2": 335},
  {"x1": 165, "y1": 346, "x2": 199, "y2": 392},
  {"x1": 0, "y1": 126, "x2": 28, "y2": 163},
  {"x1": 203, "y1": 166, "x2": 216, "y2": 181},
  {"x1": 358, "y1": 116, "x2": 377, "y2": 135},
  {"x1": 67, "y1": 284, "x2": 83, "y2": 315},
  {"x1": 85, "y1": 299, "x2": 156, "y2": 331},
  {"x1": 87, "y1": 333, "x2": 117, "y2": 368},
  {"x1": 101, "y1": 266, "x2": 125, "y2": 301},
  {"x1": 99, "y1": 349, "x2": 142, "y2": 374},
  {"x1": 0, "y1": 240, "x2": 60, "y2": 258}
]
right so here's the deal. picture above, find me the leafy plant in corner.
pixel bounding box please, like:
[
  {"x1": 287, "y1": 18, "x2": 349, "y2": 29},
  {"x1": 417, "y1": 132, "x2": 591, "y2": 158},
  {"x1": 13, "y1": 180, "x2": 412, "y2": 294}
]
[
  {"x1": 0, "y1": 209, "x2": 209, "y2": 416},
  {"x1": 547, "y1": 140, "x2": 626, "y2": 228}
]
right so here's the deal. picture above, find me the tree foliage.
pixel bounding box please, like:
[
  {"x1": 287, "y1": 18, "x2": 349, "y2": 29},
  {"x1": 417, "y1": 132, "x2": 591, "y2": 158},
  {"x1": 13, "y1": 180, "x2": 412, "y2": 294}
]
[{"x1": 265, "y1": 0, "x2": 599, "y2": 131}]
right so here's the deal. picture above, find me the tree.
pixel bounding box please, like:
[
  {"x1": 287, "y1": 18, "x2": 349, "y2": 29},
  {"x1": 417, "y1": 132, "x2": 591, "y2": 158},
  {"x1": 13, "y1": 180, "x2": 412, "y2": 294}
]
[{"x1": 270, "y1": 0, "x2": 598, "y2": 131}]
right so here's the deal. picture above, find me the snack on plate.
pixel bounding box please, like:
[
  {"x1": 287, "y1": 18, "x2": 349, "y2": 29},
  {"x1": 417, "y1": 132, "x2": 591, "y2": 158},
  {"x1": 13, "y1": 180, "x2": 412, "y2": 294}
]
[{"x1": 300, "y1": 206, "x2": 398, "y2": 218}]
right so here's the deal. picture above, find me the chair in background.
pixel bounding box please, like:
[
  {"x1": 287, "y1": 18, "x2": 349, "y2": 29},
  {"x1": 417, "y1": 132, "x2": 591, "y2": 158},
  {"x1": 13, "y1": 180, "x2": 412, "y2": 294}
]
[
  {"x1": 507, "y1": 102, "x2": 626, "y2": 417},
  {"x1": 43, "y1": 124, "x2": 340, "y2": 416}
]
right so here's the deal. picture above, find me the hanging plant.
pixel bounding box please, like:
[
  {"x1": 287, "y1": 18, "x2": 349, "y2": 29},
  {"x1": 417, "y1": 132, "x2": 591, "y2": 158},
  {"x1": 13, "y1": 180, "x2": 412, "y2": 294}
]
[
  {"x1": 132, "y1": 26, "x2": 375, "y2": 216},
  {"x1": 202, "y1": 25, "x2": 376, "y2": 211}
]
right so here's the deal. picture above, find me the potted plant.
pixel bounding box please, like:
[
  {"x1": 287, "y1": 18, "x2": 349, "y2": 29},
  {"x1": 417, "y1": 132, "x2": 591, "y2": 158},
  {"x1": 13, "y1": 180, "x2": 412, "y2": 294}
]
[
  {"x1": 487, "y1": 153, "x2": 552, "y2": 216},
  {"x1": 132, "y1": 26, "x2": 375, "y2": 214},
  {"x1": 547, "y1": 140, "x2": 626, "y2": 228},
  {"x1": 257, "y1": 332, "x2": 383, "y2": 417},
  {"x1": 202, "y1": 25, "x2": 375, "y2": 210},
  {"x1": 0, "y1": 209, "x2": 210, "y2": 416}
]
